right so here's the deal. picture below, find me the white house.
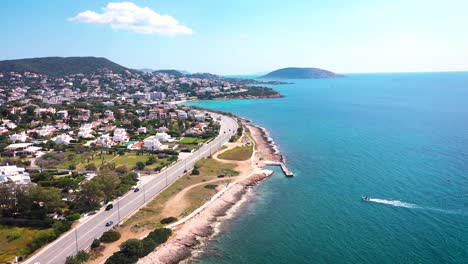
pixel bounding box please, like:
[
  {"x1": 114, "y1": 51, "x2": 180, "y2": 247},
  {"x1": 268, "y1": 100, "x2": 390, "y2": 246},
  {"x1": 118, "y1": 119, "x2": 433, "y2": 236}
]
[
  {"x1": 143, "y1": 136, "x2": 163, "y2": 151},
  {"x1": 0, "y1": 165, "x2": 31, "y2": 184},
  {"x1": 36, "y1": 125, "x2": 57, "y2": 137},
  {"x1": 113, "y1": 128, "x2": 129, "y2": 143},
  {"x1": 78, "y1": 124, "x2": 94, "y2": 138},
  {"x1": 176, "y1": 110, "x2": 188, "y2": 119},
  {"x1": 9, "y1": 132, "x2": 27, "y2": 143},
  {"x1": 155, "y1": 132, "x2": 172, "y2": 143},
  {"x1": 52, "y1": 134, "x2": 74, "y2": 145},
  {"x1": 137, "y1": 127, "x2": 147, "y2": 134},
  {"x1": 96, "y1": 134, "x2": 114, "y2": 148}
]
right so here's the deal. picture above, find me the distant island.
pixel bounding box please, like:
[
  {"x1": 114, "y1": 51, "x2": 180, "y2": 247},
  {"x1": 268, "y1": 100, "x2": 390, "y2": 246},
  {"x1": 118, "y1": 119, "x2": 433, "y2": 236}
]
[{"x1": 259, "y1": 67, "x2": 343, "y2": 79}]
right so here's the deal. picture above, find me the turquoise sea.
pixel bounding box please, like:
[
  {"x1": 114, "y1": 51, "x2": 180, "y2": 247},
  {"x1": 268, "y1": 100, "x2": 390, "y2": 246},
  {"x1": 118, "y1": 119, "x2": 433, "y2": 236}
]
[{"x1": 186, "y1": 73, "x2": 468, "y2": 263}]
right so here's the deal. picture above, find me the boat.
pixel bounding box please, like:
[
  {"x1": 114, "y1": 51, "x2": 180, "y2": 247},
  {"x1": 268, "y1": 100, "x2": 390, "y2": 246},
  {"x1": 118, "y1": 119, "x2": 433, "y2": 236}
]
[{"x1": 361, "y1": 196, "x2": 370, "y2": 201}]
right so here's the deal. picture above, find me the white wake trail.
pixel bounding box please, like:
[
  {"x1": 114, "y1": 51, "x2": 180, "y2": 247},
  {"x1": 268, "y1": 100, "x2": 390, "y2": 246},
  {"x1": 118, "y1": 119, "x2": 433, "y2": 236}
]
[{"x1": 368, "y1": 198, "x2": 419, "y2": 209}]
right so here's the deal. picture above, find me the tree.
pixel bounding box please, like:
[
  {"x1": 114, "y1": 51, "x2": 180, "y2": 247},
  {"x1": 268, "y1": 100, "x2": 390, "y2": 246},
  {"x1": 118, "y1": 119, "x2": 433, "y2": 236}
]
[
  {"x1": 78, "y1": 180, "x2": 105, "y2": 209},
  {"x1": 100, "y1": 230, "x2": 121, "y2": 243},
  {"x1": 94, "y1": 172, "x2": 120, "y2": 202},
  {"x1": 135, "y1": 161, "x2": 145, "y2": 170},
  {"x1": 16, "y1": 186, "x2": 65, "y2": 219},
  {"x1": 120, "y1": 239, "x2": 144, "y2": 257}
]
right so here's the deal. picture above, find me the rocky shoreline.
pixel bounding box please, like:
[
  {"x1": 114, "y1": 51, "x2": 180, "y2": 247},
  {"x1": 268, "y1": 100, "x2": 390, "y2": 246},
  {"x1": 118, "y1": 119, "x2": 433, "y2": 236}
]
[
  {"x1": 136, "y1": 119, "x2": 289, "y2": 264},
  {"x1": 137, "y1": 171, "x2": 273, "y2": 264}
]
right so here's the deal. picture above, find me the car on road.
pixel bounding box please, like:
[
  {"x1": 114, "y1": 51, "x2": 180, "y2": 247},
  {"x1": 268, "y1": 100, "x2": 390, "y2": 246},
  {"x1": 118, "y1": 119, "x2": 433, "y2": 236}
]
[
  {"x1": 134, "y1": 187, "x2": 140, "y2": 192},
  {"x1": 105, "y1": 221, "x2": 113, "y2": 227},
  {"x1": 105, "y1": 204, "x2": 113, "y2": 211}
]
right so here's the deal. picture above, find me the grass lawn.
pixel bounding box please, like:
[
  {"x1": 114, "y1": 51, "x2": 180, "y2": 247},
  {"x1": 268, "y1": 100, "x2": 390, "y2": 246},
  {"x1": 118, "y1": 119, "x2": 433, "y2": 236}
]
[
  {"x1": 73, "y1": 153, "x2": 115, "y2": 170},
  {"x1": 112, "y1": 153, "x2": 148, "y2": 168},
  {"x1": 177, "y1": 137, "x2": 206, "y2": 145},
  {"x1": 218, "y1": 145, "x2": 253, "y2": 161},
  {"x1": 0, "y1": 226, "x2": 52, "y2": 263},
  {"x1": 122, "y1": 157, "x2": 238, "y2": 229}
]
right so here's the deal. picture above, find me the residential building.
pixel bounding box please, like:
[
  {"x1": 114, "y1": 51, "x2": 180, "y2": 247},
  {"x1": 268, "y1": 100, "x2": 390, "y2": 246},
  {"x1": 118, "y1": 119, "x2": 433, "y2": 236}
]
[
  {"x1": 9, "y1": 132, "x2": 27, "y2": 143},
  {"x1": 0, "y1": 165, "x2": 31, "y2": 184},
  {"x1": 143, "y1": 136, "x2": 163, "y2": 151},
  {"x1": 52, "y1": 134, "x2": 74, "y2": 145},
  {"x1": 113, "y1": 128, "x2": 129, "y2": 143}
]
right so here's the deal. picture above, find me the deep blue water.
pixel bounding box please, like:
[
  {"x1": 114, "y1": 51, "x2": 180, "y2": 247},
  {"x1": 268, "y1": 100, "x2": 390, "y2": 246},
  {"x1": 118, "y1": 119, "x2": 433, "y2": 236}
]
[{"x1": 185, "y1": 73, "x2": 468, "y2": 263}]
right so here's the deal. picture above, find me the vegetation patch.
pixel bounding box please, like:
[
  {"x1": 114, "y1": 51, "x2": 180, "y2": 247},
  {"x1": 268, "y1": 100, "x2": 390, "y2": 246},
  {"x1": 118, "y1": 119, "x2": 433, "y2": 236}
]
[
  {"x1": 218, "y1": 145, "x2": 253, "y2": 161},
  {"x1": 100, "y1": 230, "x2": 121, "y2": 243},
  {"x1": 160, "y1": 217, "x2": 178, "y2": 225}
]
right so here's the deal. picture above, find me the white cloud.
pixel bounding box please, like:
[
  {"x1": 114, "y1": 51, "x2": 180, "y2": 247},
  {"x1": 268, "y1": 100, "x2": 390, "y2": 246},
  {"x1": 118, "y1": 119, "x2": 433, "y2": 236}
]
[{"x1": 69, "y1": 2, "x2": 192, "y2": 36}]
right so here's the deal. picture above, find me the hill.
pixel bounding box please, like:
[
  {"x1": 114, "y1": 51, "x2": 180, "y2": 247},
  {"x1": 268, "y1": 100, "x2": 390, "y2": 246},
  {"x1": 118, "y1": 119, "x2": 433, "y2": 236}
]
[
  {"x1": 0, "y1": 57, "x2": 130, "y2": 76},
  {"x1": 259, "y1": 67, "x2": 343, "y2": 79},
  {"x1": 153, "y1": 69, "x2": 184, "y2": 77}
]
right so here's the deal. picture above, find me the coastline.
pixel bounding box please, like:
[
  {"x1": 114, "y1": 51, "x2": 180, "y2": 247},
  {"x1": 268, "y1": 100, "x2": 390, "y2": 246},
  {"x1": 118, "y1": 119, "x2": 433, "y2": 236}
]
[{"x1": 137, "y1": 121, "x2": 288, "y2": 264}]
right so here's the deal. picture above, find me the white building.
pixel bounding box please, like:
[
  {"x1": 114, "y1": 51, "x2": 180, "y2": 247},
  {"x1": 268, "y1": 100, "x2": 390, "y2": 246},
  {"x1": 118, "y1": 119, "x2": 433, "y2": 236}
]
[
  {"x1": 150, "y1": 91, "x2": 166, "y2": 101},
  {"x1": 9, "y1": 132, "x2": 27, "y2": 143},
  {"x1": 143, "y1": 136, "x2": 163, "y2": 151},
  {"x1": 78, "y1": 124, "x2": 94, "y2": 138},
  {"x1": 0, "y1": 165, "x2": 31, "y2": 184},
  {"x1": 56, "y1": 110, "x2": 68, "y2": 119},
  {"x1": 36, "y1": 125, "x2": 57, "y2": 137},
  {"x1": 155, "y1": 132, "x2": 172, "y2": 143},
  {"x1": 52, "y1": 134, "x2": 74, "y2": 145},
  {"x1": 96, "y1": 134, "x2": 114, "y2": 148},
  {"x1": 176, "y1": 110, "x2": 188, "y2": 119},
  {"x1": 113, "y1": 128, "x2": 129, "y2": 143}
]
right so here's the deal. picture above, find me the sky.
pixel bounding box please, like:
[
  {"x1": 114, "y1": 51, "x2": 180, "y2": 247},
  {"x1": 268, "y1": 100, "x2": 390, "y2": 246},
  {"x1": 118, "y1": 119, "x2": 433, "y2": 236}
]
[{"x1": 1, "y1": 0, "x2": 468, "y2": 75}]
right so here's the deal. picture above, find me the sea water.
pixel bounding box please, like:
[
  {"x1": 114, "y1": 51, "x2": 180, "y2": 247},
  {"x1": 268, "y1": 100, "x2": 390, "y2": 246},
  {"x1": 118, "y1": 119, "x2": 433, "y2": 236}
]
[{"x1": 185, "y1": 72, "x2": 468, "y2": 263}]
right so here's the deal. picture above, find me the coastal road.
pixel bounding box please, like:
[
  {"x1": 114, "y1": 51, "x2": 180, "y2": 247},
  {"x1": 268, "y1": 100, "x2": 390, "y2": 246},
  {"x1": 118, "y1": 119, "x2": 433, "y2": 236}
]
[{"x1": 23, "y1": 114, "x2": 238, "y2": 264}]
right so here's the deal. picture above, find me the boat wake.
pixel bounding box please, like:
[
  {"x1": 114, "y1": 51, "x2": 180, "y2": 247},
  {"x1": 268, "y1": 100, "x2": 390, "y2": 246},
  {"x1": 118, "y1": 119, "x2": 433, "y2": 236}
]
[
  {"x1": 367, "y1": 198, "x2": 419, "y2": 209},
  {"x1": 365, "y1": 198, "x2": 467, "y2": 216}
]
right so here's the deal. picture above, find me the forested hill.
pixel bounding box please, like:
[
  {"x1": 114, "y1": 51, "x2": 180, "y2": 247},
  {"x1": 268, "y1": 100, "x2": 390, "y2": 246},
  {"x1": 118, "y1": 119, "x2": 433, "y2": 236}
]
[
  {"x1": 259, "y1": 67, "x2": 343, "y2": 79},
  {"x1": 0, "y1": 57, "x2": 131, "y2": 76}
]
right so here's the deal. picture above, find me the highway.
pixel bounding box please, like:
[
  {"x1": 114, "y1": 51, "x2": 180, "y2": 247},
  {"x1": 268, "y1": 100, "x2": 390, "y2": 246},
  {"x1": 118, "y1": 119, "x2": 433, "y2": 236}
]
[{"x1": 24, "y1": 114, "x2": 238, "y2": 264}]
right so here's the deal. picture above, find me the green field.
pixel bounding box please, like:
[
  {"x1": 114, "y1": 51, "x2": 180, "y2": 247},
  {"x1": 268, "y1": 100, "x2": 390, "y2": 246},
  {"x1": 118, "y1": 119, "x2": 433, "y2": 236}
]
[
  {"x1": 0, "y1": 226, "x2": 51, "y2": 263},
  {"x1": 218, "y1": 146, "x2": 253, "y2": 161},
  {"x1": 177, "y1": 137, "x2": 206, "y2": 144}
]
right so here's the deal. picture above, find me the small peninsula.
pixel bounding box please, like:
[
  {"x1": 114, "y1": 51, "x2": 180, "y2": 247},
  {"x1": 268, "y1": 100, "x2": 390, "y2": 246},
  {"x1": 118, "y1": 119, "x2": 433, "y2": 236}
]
[{"x1": 259, "y1": 67, "x2": 343, "y2": 79}]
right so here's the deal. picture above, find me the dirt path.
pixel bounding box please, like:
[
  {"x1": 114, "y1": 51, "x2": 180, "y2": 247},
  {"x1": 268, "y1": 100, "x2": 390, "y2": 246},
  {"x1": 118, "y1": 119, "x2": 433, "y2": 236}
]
[{"x1": 161, "y1": 139, "x2": 254, "y2": 218}]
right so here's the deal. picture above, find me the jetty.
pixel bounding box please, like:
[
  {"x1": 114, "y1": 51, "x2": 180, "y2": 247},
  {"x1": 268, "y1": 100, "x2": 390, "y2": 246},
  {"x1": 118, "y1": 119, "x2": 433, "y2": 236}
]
[{"x1": 262, "y1": 161, "x2": 294, "y2": 177}]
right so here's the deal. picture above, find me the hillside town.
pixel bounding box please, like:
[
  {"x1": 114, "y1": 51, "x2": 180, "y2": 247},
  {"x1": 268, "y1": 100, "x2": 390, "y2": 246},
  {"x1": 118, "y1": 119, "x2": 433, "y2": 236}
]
[{"x1": 0, "y1": 68, "x2": 282, "y2": 105}]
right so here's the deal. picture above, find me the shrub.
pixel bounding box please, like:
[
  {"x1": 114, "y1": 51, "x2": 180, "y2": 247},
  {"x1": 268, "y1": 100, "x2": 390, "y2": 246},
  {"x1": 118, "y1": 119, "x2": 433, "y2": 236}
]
[
  {"x1": 6, "y1": 230, "x2": 22, "y2": 242},
  {"x1": 85, "y1": 163, "x2": 97, "y2": 171},
  {"x1": 141, "y1": 237, "x2": 157, "y2": 256},
  {"x1": 66, "y1": 213, "x2": 81, "y2": 221},
  {"x1": 191, "y1": 169, "x2": 200, "y2": 175},
  {"x1": 115, "y1": 165, "x2": 129, "y2": 174},
  {"x1": 91, "y1": 238, "x2": 101, "y2": 249},
  {"x1": 120, "y1": 239, "x2": 144, "y2": 257},
  {"x1": 65, "y1": 250, "x2": 90, "y2": 264},
  {"x1": 28, "y1": 229, "x2": 57, "y2": 253},
  {"x1": 105, "y1": 252, "x2": 137, "y2": 264},
  {"x1": 160, "y1": 217, "x2": 178, "y2": 225},
  {"x1": 100, "y1": 230, "x2": 121, "y2": 243},
  {"x1": 146, "y1": 228, "x2": 172, "y2": 245},
  {"x1": 135, "y1": 161, "x2": 145, "y2": 170},
  {"x1": 52, "y1": 220, "x2": 72, "y2": 235},
  {"x1": 204, "y1": 184, "x2": 218, "y2": 190}
]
